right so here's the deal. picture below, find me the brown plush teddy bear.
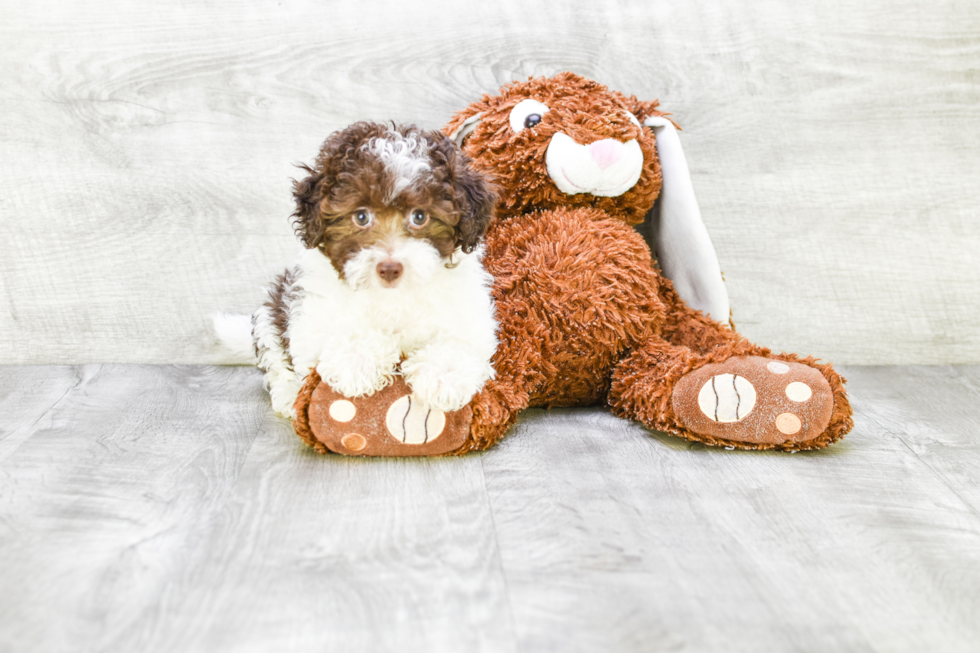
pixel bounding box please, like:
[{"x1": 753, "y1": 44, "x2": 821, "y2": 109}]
[{"x1": 294, "y1": 72, "x2": 853, "y2": 454}]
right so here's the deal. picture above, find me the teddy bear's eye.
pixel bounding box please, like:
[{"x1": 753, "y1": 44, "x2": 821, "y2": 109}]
[{"x1": 509, "y1": 99, "x2": 550, "y2": 133}]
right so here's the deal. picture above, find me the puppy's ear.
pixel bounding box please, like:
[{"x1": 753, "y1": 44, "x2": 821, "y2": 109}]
[
  {"x1": 453, "y1": 151, "x2": 496, "y2": 254},
  {"x1": 291, "y1": 164, "x2": 326, "y2": 249}
]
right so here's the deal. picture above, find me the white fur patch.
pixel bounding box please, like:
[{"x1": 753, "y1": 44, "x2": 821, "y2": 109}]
[
  {"x1": 342, "y1": 236, "x2": 442, "y2": 292},
  {"x1": 210, "y1": 312, "x2": 255, "y2": 365},
  {"x1": 258, "y1": 245, "x2": 497, "y2": 419},
  {"x1": 545, "y1": 132, "x2": 644, "y2": 197},
  {"x1": 400, "y1": 339, "x2": 496, "y2": 412},
  {"x1": 250, "y1": 270, "x2": 302, "y2": 418},
  {"x1": 363, "y1": 132, "x2": 431, "y2": 202}
]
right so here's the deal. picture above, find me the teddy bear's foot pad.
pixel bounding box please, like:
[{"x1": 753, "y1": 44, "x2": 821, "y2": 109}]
[
  {"x1": 672, "y1": 356, "x2": 834, "y2": 446},
  {"x1": 303, "y1": 376, "x2": 472, "y2": 457}
]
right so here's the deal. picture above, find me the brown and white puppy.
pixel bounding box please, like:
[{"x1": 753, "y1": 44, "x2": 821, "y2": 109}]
[{"x1": 244, "y1": 122, "x2": 498, "y2": 418}]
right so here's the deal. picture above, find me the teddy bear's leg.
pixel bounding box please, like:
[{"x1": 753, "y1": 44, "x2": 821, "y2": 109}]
[
  {"x1": 452, "y1": 289, "x2": 546, "y2": 453},
  {"x1": 459, "y1": 378, "x2": 530, "y2": 452},
  {"x1": 608, "y1": 338, "x2": 852, "y2": 451},
  {"x1": 609, "y1": 283, "x2": 853, "y2": 451}
]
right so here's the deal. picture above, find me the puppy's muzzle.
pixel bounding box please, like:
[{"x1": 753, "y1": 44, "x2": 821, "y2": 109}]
[{"x1": 376, "y1": 260, "x2": 404, "y2": 285}]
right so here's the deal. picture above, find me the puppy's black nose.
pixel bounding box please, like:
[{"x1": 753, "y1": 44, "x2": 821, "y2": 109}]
[{"x1": 376, "y1": 261, "x2": 404, "y2": 283}]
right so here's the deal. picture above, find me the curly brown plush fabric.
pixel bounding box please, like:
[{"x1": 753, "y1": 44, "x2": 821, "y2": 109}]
[
  {"x1": 293, "y1": 372, "x2": 330, "y2": 454},
  {"x1": 444, "y1": 72, "x2": 853, "y2": 452}
]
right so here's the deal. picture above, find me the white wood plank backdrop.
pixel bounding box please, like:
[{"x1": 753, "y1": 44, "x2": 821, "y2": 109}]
[{"x1": 1, "y1": 0, "x2": 978, "y2": 365}]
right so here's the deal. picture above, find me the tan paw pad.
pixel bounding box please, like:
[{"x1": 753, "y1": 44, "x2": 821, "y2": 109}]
[
  {"x1": 697, "y1": 374, "x2": 756, "y2": 422},
  {"x1": 673, "y1": 356, "x2": 835, "y2": 445},
  {"x1": 305, "y1": 376, "x2": 471, "y2": 457},
  {"x1": 385, "y1": 396, "x2": 446, "y2": 445}
]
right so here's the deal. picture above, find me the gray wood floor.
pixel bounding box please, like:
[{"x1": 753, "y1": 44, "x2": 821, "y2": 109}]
[{"x1": 1, "y1": 365, "x2": 978, "y2": 652}]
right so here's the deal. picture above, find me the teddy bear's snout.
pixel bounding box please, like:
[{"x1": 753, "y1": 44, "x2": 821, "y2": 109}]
[
  {"x1": 545, "y1": 132, "x2": 644, "y2": 198},
  {"x1": 589, "y1": 139, "x2": 625, "y2": 170}
]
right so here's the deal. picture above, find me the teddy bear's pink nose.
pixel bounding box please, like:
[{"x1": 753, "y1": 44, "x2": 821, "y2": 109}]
[{"x1": 589, "y1": 139, "x2": 625, "y2": 170}]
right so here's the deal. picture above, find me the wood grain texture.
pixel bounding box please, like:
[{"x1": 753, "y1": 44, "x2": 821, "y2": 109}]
[
  {"x1": 482, "y1": 416, "x2": 980, "y2": 650},
  {"x1": 1, "y1": 364, "x2": 979, "y2": 652},
  {"x1": 0, "y1": 365, "x2": 269, "y2": 653},
  {"x1": 0, "y1": 1, "x2": 978, "y2": 365},
  {"x1": 153, "y1": 422, "x2": 514, "y2": 653},
  {"x1": 481, "y1": 364, "x2": 980, "y2": 652},
  {"x1": 0, "y1": 365, "x2": 83, "y2": 463}
]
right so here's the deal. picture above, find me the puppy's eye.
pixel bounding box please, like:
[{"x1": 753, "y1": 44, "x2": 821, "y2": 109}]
[
  {"x1": 409, "y1": 209, "x2": 429, "y2": 227},
  {"x1": 509, "y1": 99, "x2": 550, "y2": 133},
  {"x1": 352, "y1": 210, "x2": 372, "y2": 227}
]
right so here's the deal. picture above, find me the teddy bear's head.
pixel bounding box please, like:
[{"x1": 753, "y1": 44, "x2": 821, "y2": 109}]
[{"x1": 444, "y1": 72, "x2": 671, "y2": 224}]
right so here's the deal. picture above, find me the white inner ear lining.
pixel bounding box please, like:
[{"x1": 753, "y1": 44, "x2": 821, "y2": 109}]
[
  {"x1": 450, "y1": 113, "x2": 482, "y2": 146},
  {"x1": 642, "y1": 114, "x2": 731, "y2": 323}
]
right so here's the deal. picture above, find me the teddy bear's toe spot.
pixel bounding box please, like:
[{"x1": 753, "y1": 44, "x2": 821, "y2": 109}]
[
  {"x1": 785, "y1": 382, "x2": 813, "y2": 402},
  {"x1": 328, "y1": 399, "x2": 357, "y2": 422},
  {"x1": 341, "y1": 433, "x2": 366, "y2": 451},
  {"x1": 767, "y1": 361, "x2": 790, "y2": 374},
  {"x1": 775, "y1": 413, "x2": 802, "y2": 435},
  {"x1": 697, "y1": 373, "x2": 756, "y2": 423}
]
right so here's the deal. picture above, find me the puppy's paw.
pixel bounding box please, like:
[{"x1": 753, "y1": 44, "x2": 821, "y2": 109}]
[
  {"x1": 401, "y1": 350, "x2": 493, "y2": 412},
  {"x1": 316, "y1": 343, "x2": 398, "y2": 399},
  {"x1": 317, "y1": 360, "x2": 394, "y2": 399},
  {"x1": 403, "y1": 365, "x2": 477, "y2": 412}
]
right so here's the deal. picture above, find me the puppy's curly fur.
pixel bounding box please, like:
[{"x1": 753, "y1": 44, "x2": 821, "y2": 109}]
[{"x1": 248, "y1": 122, "x2": 498, "y2": 418}]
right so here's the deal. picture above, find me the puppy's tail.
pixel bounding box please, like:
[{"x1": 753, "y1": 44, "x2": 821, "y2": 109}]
[{"x1": 210, "y1": 312, "x2": 256, "y2": 365}]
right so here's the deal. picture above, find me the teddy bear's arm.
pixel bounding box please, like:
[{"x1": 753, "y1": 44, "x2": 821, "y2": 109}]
[{"x1": 459, "y1": 285, "x2": 551, "y2": 451}]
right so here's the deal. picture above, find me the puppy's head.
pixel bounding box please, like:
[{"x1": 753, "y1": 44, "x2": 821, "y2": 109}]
[{"x1": 292, "y1": 122, "x2": 496, "y2": 290}]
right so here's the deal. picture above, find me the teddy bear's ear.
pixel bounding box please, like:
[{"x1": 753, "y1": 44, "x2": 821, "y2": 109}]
[
  {"x1": 448, "y1": 113, "x2": 482, "y2": 147},
  {"x1": 643, "y1": 115, "x2": 731, "y2": 324}
]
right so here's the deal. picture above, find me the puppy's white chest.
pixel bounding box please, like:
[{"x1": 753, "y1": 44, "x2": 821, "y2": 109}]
[{"x1": 288, "y1": 287, "x2": 423, "y2": 369}]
